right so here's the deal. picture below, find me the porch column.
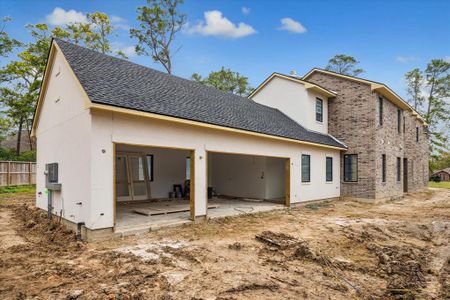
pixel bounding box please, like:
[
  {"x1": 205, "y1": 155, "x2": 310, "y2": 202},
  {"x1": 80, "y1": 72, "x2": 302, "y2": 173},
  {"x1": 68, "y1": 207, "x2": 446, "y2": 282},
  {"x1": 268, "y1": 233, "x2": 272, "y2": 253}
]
[{"x1": 192, "y1": 148, "x2": 207, "y2": 218}]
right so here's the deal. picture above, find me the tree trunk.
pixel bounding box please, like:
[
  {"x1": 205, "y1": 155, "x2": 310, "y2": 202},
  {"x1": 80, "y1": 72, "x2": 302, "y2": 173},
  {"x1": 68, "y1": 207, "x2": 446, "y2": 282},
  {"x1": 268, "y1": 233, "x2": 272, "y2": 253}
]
[
  {"x1": 26, "y1": 120, "x2": 33, "y2": 151},
  {"x1": 16, "y1": 116, "x2": 23, "y2": 156}
]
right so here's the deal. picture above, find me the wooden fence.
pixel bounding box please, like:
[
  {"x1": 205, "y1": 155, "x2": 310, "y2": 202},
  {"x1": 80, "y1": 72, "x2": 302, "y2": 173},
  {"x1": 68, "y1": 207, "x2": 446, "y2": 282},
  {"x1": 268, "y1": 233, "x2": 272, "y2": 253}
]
[{"x1": 0, "y1": 161, "x2": 36, "y2": 187}]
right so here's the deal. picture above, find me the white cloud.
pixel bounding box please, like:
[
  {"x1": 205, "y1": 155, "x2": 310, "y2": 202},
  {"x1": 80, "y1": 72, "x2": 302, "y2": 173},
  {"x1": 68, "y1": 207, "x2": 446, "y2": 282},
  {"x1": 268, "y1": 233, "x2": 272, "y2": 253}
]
[
  {"x1": 241, "y1": 7, "x2": 250, "y2": 15},
  {"x1": 396, "y1": 56, "x2": 419, "y2": 63},
  {"x1": 186, "y1": 10, "x2": 256, "y2": 39},
  {"x1": 278, "y1": 17, "x2": 306, "y2": 33},
  {"x1": 110, "y1": 15, "x2": 130, "y2": 30},
  {"x1": 110, "y1": 15, "x2": 125, "y2": 23},
  {"x1": 445, "y1": 56, "x2": 450, "y2": 63},
  {"x1": 120, "y1": 46, "x2": 136, "y2": 57},
  {"x1": 46, "y1": 7, "x2": 87, "y2": 26}
]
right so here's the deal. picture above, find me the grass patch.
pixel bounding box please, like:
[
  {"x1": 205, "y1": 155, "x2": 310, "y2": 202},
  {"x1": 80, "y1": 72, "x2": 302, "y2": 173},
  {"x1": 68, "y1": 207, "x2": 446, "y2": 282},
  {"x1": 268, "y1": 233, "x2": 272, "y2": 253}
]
[
  {"x1": 428, "y1": 181, "x2": 450, "y2": 189},
  {"x1": 0, "y1": 185, "x2": 36, "y2": 194}
]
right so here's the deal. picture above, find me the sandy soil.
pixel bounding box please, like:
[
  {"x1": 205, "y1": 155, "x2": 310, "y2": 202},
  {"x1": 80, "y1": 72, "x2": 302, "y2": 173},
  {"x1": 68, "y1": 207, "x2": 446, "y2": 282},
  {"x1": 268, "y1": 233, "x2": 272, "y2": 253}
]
[{"x1": 0, "y1": 188, "x2": 449, "y2": 299}]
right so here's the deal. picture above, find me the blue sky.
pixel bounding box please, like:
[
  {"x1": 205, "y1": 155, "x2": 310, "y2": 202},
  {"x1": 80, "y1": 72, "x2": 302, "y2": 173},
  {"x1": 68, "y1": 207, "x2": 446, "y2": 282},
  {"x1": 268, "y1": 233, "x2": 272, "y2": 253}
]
[{"x1": 1, "y1": 0, "x2": 449, "y2": 99}]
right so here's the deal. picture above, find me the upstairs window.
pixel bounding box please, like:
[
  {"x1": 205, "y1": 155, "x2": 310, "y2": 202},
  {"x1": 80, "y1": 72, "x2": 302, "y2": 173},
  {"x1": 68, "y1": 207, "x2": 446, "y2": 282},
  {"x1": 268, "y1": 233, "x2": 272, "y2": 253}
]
[
  {"x1": 316, "y1": 98, "x2": 323, "y2": 122},
  {"x1": 396, "y1": 157, "x2": 401, "y2": 181},
  {"x1": 416, "y1": 127, "x2": 419, "y2": 142},
  {"x1": 378, "y1": 97, "x2": 383, "y2": 126},
  {"x1": 326, "y1": 157, "x2": 333, "y2": 182},
  {"x1": 301, "y1": 154, "x2": 311, "y2": 182},
  {"x1": 382, "y1": 154, "x2": 386, "y2": 182},
  {"x1": 344, "y1": 154, "x2": 358, "y2": 182},
  {"x1": 397, "y1": 109, "x2": 401, "y2": 133}
]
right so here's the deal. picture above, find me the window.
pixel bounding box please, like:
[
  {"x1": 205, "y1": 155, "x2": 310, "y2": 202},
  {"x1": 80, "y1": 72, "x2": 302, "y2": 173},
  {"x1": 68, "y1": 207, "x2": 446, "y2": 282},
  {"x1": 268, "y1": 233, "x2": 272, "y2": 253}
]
[
  {"x1": 382, "y1": 154, "x2": 386, "y2": 182},
  {"x1": 397, "y1": 109, "x2": 401, "y2": 133},
  {"x1": 344, "y1": 154, "x2": 358, "y2": 182},
  {"x1": 186, "y1": 157, "x2": 191, "y2": 180},
  {"x1": 397, "y1": 157, "x2": 401, "y2": 181},
  {"x1": 416, "y1": 127, "x2": 419, "y2": 142},
  {"x1": 316, "y1": 98, "x2": 323, "y2": 122},
  {"x1": 326, "y1": 157, "x2": 333, "y2": 182},
  {"x1": 378, "y1": 97, "x2": 383, "y2": 126},
  {"x1": 403, "y1": 116, "x2": 406, "y2": 133},
  {"x1": 146, "y1": 155, "x2": 154, "y2": 181},
  {"x1": 301, "y1": 154, "x2": 311, "y2": 182}
]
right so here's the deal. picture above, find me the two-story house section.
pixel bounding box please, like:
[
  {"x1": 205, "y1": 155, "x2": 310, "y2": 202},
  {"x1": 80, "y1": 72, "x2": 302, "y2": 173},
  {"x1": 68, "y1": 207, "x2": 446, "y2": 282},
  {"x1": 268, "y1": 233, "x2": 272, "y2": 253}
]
[{"x1": 302, "y1": 68, "x2": 429, "y2": 201}]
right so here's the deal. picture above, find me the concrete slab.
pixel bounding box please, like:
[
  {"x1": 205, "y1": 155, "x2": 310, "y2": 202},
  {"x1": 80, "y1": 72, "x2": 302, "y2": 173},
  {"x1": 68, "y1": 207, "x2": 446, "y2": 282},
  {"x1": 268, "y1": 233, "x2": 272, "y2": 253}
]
[{"x1": 115, "y1": 197, "x2": 285, "y2": 236}]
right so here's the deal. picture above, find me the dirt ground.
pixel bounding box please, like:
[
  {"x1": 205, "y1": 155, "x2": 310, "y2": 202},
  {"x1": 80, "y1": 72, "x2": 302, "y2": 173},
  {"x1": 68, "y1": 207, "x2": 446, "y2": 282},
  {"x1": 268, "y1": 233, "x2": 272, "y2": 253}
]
[{"x1": 0, "y1": 188, "x2": 449, "y2": 300}]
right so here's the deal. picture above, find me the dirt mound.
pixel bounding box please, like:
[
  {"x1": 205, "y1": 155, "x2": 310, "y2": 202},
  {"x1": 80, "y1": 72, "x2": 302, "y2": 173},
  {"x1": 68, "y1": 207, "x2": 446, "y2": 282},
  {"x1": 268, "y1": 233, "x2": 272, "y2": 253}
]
[
  {"x1": 255, "y1": 231, "x2": 300, "y2": 250},
  {"x1": 13, "y1": 203, "x2": 79, "y2": 249},
  {"x1": 368, "y1": 244, "x2": 428, "y2": 297}
]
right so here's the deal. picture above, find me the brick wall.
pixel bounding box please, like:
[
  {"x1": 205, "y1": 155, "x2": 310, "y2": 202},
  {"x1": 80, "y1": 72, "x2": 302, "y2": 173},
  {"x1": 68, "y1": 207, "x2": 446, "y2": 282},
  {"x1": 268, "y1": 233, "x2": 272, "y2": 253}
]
[
  {"x1": 307, "y1": 72, "x2": 377, "y2": 199},
  {"x1": 404, "y1": 112, "x2": 429, "y2": 191},
  {"x1": 306, "y1": 71, "x2": 429, "y2": 200},
  {"x1": 374, "y1": 94, "x2": 404, "y2": 199}
]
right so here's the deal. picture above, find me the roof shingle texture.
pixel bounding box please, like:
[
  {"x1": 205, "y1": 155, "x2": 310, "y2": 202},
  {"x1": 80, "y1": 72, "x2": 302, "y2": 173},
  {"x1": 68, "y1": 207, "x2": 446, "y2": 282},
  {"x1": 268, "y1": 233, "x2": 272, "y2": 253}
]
[{"x1": 55, "y1": 39, "x2": 346, "y2": 149}]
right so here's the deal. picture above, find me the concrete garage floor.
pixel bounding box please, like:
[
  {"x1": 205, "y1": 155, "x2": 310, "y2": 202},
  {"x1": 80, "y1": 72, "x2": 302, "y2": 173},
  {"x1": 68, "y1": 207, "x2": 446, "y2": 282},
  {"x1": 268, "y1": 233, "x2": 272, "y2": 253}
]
[{"x1": 115, "y1": 197, "x2": 285, "y2": 235}]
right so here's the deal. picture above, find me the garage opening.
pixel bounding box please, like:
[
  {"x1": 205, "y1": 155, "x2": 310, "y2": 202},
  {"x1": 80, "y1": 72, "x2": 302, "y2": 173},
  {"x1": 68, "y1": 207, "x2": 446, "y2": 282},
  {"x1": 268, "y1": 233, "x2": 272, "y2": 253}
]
[
  {"x1": 207, "y1": 152, "x2": 289, "y2": 218},
  {"x1": 114, "y1": 143, "x2": 195, "y2": 229}
]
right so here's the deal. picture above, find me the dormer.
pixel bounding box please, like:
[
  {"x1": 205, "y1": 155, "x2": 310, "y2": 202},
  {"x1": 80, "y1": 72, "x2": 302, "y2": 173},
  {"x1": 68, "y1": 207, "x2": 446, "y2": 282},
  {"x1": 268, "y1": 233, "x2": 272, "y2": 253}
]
[{"x1": 249, "y1": 73, "x2": 336, "y2": 135}]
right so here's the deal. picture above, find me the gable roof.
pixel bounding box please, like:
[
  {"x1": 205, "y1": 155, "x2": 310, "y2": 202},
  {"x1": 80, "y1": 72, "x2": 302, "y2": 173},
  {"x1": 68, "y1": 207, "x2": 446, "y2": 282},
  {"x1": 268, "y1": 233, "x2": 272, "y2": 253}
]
[
  {"x1": 248, "y1": 72, "x2": 337, "y2": 99},
  {"x1": 433, "y1": 168, "x2": 450, "y2": 175},
  {"x1": 40, "y1": 39, "x2": 345, "y2": 149},
  {"x1": 302, "y1": 68, "x2": 427, "y2": 125}
]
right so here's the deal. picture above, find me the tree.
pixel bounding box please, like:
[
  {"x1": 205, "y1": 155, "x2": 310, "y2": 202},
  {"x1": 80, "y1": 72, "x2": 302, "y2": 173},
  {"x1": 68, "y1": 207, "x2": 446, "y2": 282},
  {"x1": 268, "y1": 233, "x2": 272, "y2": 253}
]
[
  {"x1": 405, "y1": 68, "x2": 424, "y2": 110},
  {"x1": 405, "y1": 59, "x2": 450, "y2": 155},
  {"x1": 130, "y1": 0, "x2": 186, "y2": 74},
  {"x1": 325, "y1": 54, "x2": 364, "y2": 76},
  {"x1": 191, "y1": 67, "x2": 252, "y2": 96},
  {"x1": 429, "y1": 151, "x2": 450, "y2": 172},
  {"x1": 0, "y1": 23, "x2": 60, "y2": 154},
  {"x1": 64, "y1": 12, "x2": 127, "y2": 58},
  {"x1": 0, "y1": 17, "x2": 21, "y2": 57}
]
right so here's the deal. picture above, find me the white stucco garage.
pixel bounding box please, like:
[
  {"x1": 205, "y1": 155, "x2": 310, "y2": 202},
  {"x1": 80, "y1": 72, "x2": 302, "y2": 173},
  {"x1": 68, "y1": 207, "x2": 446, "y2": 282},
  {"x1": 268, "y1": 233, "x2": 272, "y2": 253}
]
[{"x1": 32, "y1": 39, "x2": 346, "y2": 240}]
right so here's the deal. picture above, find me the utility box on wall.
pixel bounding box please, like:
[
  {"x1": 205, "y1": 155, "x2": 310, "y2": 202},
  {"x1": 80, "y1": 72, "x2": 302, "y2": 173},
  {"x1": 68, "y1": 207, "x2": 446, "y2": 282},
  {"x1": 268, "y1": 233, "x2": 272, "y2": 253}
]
[{"x1": 45, "y1": 163, "x2": 61, "y2": 190}]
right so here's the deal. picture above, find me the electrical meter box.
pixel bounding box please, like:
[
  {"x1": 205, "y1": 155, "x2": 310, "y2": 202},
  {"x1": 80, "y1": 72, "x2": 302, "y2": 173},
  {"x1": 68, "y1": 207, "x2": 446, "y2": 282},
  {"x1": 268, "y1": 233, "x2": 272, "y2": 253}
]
[{"x1": 45, "y1": 163, "x2": 61, "y2": 190}]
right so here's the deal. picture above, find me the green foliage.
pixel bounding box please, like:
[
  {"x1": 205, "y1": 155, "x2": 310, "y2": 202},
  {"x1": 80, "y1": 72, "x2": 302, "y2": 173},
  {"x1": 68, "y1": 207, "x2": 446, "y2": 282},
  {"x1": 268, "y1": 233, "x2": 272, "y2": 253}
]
[
  {"x1": 130, "y1": 0, "x2": 186, "y2": 74},
  {"x1": 0, "y1": 146, "x2": 35, "y2": 161},
  {"x1": 405, "y1": 59, "x2": 450, "y2": 155},
  {"x1": 430, "y1": 175, "x2": 441, "y2": 182},
  {"x1": 0, "y1": 184, "x2": 35, "y2": 194},
  {"x1": 0, "y1": 17, "x2": 21, "y2": 57},
  {"x1": 405, "y1": 68, "x2": 424, "y2": 110},
  {"x1": 325, "y1": 54, "x2": 364, "y2": 76},
  {"x1": 191, "y1": 67, "x2": 252, "y2": 96},
  {"x1": 429, "y1": 151, "x2": 450, "y2": 172}
]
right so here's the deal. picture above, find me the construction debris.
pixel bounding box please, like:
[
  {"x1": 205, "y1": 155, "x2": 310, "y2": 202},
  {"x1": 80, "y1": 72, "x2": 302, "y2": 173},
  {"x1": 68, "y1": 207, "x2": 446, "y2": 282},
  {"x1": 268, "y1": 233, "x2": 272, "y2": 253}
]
[{"x1": 0, "y1": 188, "x2": 449, "y2": 299}]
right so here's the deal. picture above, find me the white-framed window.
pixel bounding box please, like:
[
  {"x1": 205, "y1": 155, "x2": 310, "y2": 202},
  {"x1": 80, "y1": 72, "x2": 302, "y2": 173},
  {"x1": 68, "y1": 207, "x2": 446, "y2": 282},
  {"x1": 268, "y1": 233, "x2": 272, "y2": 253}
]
[
  {"x1": 301, "y1": 154, "x2": 311, "y2": 182},
  {"x1": 316, "y1": 98, "x2": 323, "y2": 122},
  {"x1": 326, "y1": 157, "x2": 333, "y2": 182}
]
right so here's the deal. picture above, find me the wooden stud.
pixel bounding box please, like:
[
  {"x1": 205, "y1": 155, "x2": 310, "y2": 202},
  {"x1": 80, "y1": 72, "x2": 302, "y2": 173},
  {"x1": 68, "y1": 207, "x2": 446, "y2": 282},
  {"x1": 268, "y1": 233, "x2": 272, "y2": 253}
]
[
  {"x1": 285, "y1": 158, "x2": 291, "y2": 207},
  {"x1": 190, "y1": 150, "x2": 195, "y2": 220},
  {"x1": 113, "y1": 143, "x2": 117, "y2": 227}
]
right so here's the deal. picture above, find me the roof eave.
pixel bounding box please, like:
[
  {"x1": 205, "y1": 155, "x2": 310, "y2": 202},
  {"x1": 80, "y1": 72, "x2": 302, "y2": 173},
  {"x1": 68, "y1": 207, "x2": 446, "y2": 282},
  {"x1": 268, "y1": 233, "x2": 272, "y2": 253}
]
[
  {"x1": 303, "y1": 68, "x2": 428, "y2": 125},
  {"x1": 89, "y1": 102, "x2": 347, "y2": 151},
  {"x1": 249, "y1": 72, "x2": 336, "y2": 99}
]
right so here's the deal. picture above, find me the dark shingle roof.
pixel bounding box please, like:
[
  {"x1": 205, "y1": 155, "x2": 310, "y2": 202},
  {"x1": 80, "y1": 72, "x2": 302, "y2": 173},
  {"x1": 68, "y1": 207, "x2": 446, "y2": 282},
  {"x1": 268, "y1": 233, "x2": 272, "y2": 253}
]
[{"x1": 55, "y1": 39, "x2": 346, "y2": 149}]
